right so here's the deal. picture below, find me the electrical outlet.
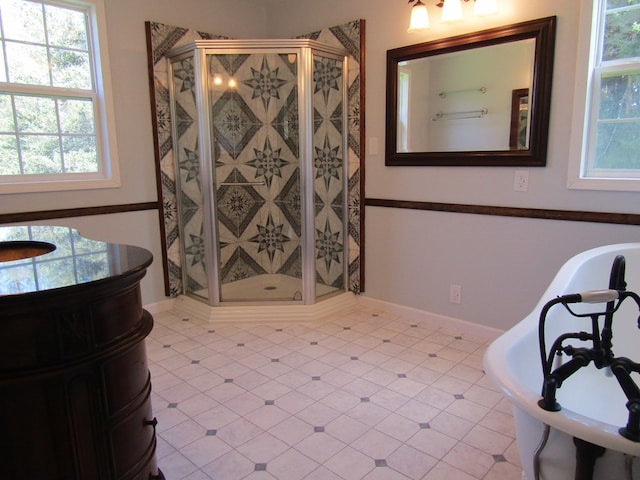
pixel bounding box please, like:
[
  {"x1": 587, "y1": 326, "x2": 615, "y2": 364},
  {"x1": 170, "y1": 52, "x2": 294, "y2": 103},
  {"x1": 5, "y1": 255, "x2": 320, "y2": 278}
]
[
  {"x1": 450, "y1": 284, "x2": 462, "y2": 304},
  {"x1": 514, "y1": 170, "x2": 529, "y2": 192}
]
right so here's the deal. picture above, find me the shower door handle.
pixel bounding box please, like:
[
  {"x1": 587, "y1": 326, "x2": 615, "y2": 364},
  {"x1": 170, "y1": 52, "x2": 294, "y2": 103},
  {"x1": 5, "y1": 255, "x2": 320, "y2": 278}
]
[{"x1": 219, "y1": 181, "x2": 266, "y2": 186}]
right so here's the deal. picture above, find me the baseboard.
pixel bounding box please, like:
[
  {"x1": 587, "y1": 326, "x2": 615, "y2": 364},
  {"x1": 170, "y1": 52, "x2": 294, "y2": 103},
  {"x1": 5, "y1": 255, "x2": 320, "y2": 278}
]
[
  {"x1": 144, "y1": 298, "x2": 176, "y2": 315},
  {"x1": 357, "y1": 295, "x2": 505, "y2": 342},
  {"x1": 144, "y1": 293, "x2": 505, "y2": 342}
]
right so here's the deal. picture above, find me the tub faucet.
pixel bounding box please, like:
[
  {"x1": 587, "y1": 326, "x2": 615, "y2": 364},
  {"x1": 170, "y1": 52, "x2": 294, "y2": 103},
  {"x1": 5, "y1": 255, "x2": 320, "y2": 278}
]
[{"x1": 537, "y1": 255, "x2": 640, "y2": 442}]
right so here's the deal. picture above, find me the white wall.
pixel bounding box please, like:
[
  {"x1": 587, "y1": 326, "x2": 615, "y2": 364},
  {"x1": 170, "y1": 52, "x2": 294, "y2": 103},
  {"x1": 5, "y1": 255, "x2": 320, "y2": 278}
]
[{"x1": 266, "y1": 0, "x2": 640, "y2": 330}]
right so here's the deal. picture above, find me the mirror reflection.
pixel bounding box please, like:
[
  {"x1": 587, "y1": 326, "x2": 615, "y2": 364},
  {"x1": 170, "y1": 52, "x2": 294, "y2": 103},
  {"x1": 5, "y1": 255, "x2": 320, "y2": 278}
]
[
  {"x1": 386, "y1": 16, "x2": 556, "y2": 167},
  {"x1": 397, "y1": 38, "x2": 535, "y2": 153}
]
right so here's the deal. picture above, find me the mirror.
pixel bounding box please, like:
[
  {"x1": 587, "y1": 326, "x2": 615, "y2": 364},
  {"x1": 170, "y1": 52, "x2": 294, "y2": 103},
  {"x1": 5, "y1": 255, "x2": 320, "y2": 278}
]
[{"x1": 385, "y1": 16, "x2": 556, "y2": 166}]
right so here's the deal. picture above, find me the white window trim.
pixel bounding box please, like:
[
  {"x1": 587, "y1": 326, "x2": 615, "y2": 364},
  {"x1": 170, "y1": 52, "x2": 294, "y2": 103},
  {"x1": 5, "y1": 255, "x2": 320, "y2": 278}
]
[
  {"x1": 567, "y1": 0, "x2": 640, "y2": 192},
  {"x1": 0, "y1": 0, "x2": 120, "y2": 195}
]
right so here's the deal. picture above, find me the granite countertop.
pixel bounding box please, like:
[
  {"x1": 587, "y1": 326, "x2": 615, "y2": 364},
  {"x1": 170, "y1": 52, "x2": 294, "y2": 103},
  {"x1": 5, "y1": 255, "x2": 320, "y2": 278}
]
[{"x1": 0, "y1": 225, "x2": 152, "y2": 297}]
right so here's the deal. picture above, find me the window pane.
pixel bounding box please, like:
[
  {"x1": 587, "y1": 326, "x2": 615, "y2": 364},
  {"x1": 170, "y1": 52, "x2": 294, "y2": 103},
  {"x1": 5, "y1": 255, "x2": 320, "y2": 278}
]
[
  {"x1": 5, "y1": 41, "x2": 50, "y2": 85},
  {"x1": 0, "y1": 134, "x2": 19, "y2": 174},
  {"x1": 59, "y1": 98, "x2": 95, "y2": 134},
  {"x1": 20, "y1": 134, "x2": 62, "y2": 173},
  {"x1": 594, "y1": 121, "x2": 640, "y2": 168},
  {"x1": 51, "y1": 48, "x2": 91, "y2": 89},
  {"x1": 603, "y1": 6, "x2": 640, "y2": 61},
  {"x1": 599, "y1": 72, "x2": 640, "y2": 119},
  {"x1": 0, "y1": 47, "x2": 6, "y2": 83},
  {"x1": 45, "y1": 4, "x2": 87, "y2": 50},
  {"x1": 72, "y1": 230, "x2": 104, "y2": 254},
  {"x1": 32, "y1": 225, "x2": 71, "y2": 255},
  {"x1": 0, "y1": 94, "x2": 15, "y2": 131},
  {"x1": 76, "y1": 253, "x2": 109, "y2": 281},
  {"x1": 62, "y1": 135, "x2": 97, "y2": 172},
  {"x1": 15, "y1": 95, "x2": 58, "y2": 133},
  {"x1": 607, "y1": 0, "x2": 640, "y2": 10},
  {"x1": 0, "y1": 225, "x2": 29, "y2": 241},
  {"x1": 35, "y1": 259, "x2": 75, "y2": 289},
  {"x1": 0, "y1": 0, "x2": 45, "y2": 43},
  {"x1": 0, "y1": 264, "x2": 36, "y2": 291}
]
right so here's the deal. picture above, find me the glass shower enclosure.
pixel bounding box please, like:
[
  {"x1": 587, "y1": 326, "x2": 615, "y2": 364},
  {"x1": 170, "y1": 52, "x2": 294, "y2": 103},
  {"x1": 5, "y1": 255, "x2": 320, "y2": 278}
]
[{"x1": 167, "y1": 39, "x2": 348, "y2": 305}]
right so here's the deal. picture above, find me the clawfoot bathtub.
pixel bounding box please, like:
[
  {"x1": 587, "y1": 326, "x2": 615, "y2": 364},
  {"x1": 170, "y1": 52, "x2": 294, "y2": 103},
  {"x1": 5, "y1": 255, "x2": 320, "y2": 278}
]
[{"x1": 484, "y1": 243, "x2": 640, "y2": 480}]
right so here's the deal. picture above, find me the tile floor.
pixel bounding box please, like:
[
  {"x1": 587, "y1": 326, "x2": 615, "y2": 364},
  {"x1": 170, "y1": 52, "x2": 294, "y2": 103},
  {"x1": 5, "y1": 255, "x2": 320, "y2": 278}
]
[{"x1": 147, "y1": 305, "x2": 522, "y2": 480}]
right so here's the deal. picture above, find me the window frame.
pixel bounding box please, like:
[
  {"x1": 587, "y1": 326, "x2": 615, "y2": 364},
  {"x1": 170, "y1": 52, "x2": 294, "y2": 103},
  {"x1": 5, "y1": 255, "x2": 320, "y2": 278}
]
[
  {"x1": 0, "y1": 0, "x2": 120, "y2": 194},
  {"x1": 568, "y1": 0, "x2": 640, "y2": 192}
]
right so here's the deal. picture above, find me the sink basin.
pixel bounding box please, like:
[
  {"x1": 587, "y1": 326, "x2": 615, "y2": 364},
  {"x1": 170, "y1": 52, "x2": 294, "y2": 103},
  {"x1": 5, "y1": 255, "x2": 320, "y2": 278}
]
[{"x1": 0, "y1": 241, "x2": 56, "y2": 262}]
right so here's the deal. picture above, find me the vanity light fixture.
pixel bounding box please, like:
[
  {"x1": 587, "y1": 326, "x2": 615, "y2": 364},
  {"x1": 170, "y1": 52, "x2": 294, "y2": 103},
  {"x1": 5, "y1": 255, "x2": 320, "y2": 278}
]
[
  {"x1": 407, "y1": 0, "x2": 498, "y2": 31},
  {"x1": 407, "y1": 0, "x2": 430, "y2": 32},
  {"x1": 440, "y1": 0, "x2": 464, "y2": 22},
  {"x1": 474, "y1": 0, "x2": 498, "y2": 16}
]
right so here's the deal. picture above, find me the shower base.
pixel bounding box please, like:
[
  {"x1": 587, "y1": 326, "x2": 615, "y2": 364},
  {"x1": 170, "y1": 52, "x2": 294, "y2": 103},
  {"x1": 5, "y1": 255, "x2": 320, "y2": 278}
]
[
  {"x1": 193, "y1": 274, "x2": 340, "y2": 303},
  {"x1": 172, "y1": 291, "x2": 358, "y2": 324}
]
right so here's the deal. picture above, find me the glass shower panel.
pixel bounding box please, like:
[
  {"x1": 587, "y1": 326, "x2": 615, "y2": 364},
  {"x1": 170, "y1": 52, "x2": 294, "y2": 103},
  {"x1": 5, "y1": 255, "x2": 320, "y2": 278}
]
[
  {"x1": 171, "y1": 56, "x2": 209, "y2": 301},
  {"x1": 312, "y1": 53, "x2": 345, "y2": 298},
  {"x1": 208, "y1": 52, "x2": 303, "y2": 302}
]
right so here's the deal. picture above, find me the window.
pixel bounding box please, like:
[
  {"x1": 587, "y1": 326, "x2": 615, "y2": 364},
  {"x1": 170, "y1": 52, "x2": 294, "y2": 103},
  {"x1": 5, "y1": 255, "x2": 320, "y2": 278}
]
[
  {"x1": 568, "y1": 0, "x2": 640, "y2": 191},
  {"x1": 0, "y1": 0, "x2": 119, "y2": 194}
]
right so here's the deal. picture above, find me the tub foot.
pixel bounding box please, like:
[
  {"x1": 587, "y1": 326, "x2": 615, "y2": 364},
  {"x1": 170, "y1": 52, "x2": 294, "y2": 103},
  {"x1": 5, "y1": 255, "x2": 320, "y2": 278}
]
[{"x1": 573, "y1": 437, "x2": 605, "y2": 480}]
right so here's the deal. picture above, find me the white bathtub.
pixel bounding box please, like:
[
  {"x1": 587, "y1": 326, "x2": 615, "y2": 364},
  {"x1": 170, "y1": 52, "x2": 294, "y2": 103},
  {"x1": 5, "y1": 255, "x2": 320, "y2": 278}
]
[{"x1": 484, "y1": 243, "x2": 640, "y2": 480}]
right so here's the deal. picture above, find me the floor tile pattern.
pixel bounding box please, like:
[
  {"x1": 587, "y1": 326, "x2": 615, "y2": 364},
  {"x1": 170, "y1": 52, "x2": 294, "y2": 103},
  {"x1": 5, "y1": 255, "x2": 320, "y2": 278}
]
[{"x1": 148, "y1": 307, "x2": 522, "y2": 479}]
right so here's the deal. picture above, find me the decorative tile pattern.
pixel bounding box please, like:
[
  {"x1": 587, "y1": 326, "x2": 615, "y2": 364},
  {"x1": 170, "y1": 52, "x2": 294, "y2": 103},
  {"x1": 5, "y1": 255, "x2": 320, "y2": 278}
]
[
  {"x1": 312, "y1": 54, "x2": 345, "y2": 291},
  {"x1": 242, "y1": 56, "x2": 289, "y2": 111},
  {"x1": 211, "y1": 90, "x2": 262, "y2": 160},
  {"x1": 220, "y1": 246, "x2": 267, "y2": 285},
  {"x1": 274, "y1": 169, "x2": 302, "y2": 237},
  {"x1": 249, "y1": 213, "x2": 291, "y2": 264},
  {"x1": 217, "y1": 170, "x2": 266, "y2": 237},
  {"x1": 145, "y1": 19, "x2": 364, "y2": 297},
  {"x1": 171, "y1": 54, "x2": 208, "y2": 294},
  {"x1": 211, "y1": 52, "x2": 300, "y2": 285},
  {"x1": 247, "y1": 137, "x2": 290, "y2": 188}
]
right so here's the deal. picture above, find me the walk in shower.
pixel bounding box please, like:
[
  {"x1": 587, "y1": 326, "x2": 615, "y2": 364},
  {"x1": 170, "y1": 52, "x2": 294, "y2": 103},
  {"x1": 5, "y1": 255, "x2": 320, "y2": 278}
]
[{"x1": 167, "y1": 40, "x2": 349, "y2": 305}]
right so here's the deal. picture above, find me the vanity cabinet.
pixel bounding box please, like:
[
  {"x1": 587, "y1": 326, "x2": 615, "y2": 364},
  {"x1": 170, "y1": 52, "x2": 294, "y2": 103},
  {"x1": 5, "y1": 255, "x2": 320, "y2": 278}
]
[{"x1": 0, "y1": 226, "x2": 164, "y2": 479}]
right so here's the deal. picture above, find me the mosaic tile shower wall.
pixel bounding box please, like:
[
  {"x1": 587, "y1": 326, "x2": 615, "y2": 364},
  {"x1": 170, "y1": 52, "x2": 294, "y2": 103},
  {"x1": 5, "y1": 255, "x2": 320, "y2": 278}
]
[
  {"x1": 145, "y1": 20, "x2": 363, "y2": 298},
  {"x1": 312, "y1": 54, "x2": 345, "y2": 290},
  {"x1": 170, "y1": 55, "x2": 209, "y2": 297}
]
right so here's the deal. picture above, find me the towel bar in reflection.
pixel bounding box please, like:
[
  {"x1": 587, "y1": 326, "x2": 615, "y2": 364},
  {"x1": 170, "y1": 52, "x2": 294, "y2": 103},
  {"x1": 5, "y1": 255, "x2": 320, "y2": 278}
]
[{"x1": 432, "y1": 108, "x2": 488, "y2": 121}]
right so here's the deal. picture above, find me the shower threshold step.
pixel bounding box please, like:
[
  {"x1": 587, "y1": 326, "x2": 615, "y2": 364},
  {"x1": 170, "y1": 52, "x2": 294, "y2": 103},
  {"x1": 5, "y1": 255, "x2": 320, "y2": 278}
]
[{"x1": 171, "y1": 291, "x2": 358, "y2": 324}]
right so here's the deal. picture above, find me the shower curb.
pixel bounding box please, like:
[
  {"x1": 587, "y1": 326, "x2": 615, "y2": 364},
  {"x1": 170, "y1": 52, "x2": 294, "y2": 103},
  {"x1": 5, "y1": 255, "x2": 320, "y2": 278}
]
[{"x1": 168, "y1": 292, "x2": 360, "y2": 324}]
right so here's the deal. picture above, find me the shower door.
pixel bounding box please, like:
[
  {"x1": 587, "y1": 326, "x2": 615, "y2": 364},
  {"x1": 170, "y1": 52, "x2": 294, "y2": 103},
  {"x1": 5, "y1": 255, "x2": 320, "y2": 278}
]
[
  {"x1": 169, "y1": 40, "x2": 348, "y2": 305},
  {"x1": 208, "y1": 51, "x2": 303, "y2": 302}
]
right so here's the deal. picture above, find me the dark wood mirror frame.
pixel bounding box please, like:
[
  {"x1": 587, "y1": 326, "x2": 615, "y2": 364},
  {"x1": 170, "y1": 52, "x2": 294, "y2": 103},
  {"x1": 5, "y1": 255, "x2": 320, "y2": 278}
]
[{"x1": 385, "y1": 16, "x2": 556, "y2": 167}]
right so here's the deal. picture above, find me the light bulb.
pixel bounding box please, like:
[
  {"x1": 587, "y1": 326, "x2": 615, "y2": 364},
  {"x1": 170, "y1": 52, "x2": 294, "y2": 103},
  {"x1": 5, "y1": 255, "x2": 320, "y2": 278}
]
[
  {"x1": 408, "y1": 1, "x2": 430, "y2": 32},
  {"x1": 441, "y1": 0, "x2": 463, "y2": 23},
  {"x1": 474, "y1": 0, "x2": 498, "y2": 16}
]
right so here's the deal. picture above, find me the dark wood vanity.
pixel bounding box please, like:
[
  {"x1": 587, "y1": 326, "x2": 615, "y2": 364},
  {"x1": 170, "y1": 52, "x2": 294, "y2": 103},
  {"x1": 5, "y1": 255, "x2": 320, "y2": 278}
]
[{"x1": 0, "y1": 226, "x2": 164, "y2": 479}]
